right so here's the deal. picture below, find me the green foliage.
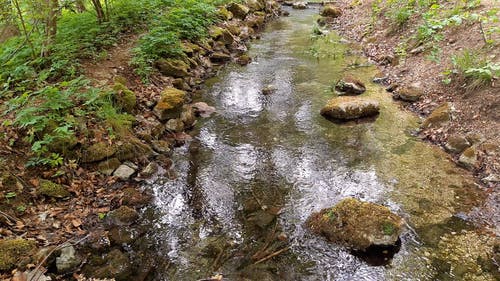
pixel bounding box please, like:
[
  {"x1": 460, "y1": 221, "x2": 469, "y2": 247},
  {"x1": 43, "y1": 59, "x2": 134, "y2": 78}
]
[{"x1": 451, "y1": 50, "x2": 500, "y2": 88}]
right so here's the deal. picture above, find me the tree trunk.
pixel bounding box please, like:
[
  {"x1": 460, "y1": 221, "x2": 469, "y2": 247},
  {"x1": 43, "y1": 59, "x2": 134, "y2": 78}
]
[
  {"x1": 75, "y1": 0, "x2": 86, "y2": 12},
  {"x1": 45, "y1": 0, "x2": 58, "y2": 43},
  {"x1": 91, "y1": 0, "x2": 106, "y2": 23},
  {"x1": 0, "y1": 0, "x2": 19, "y2": 43}
]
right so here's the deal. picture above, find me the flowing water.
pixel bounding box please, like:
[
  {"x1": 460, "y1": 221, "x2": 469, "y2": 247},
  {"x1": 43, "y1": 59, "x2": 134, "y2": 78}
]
[{"x1": 141, "y1": 7, "x2": 498, "y2": 281}]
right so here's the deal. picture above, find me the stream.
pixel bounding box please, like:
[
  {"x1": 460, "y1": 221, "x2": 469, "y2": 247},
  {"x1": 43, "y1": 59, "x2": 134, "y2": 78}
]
[{"x1": 139, "y1": 7, "x2": 497, "y2": 281}]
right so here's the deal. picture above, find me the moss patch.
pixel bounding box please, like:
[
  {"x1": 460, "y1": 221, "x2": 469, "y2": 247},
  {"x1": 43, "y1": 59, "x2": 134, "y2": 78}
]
[
  {"x1": 0, "y1": 238, "x2": 36, "y2": 271},
  {"x1": 39, "y1": 180, "x2": 70, "y2": 198},
  {"x1": 82, "y1": 142, "x2": 117, "y2": 163},
  {"x1": 153, "y1": 88, "x2": 187, "y2": 121},
  {"x1": 112, "y1": 83, "x2": 137, "y2": 113}
]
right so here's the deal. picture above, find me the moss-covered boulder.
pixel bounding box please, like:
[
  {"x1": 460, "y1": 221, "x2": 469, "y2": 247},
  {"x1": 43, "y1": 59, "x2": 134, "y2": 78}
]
[
  {"x1": 246, "y1": 0, "x2": 265, "y2": 11},
  {"x1": 217, "y1": 7, "x2": 233, "y2": 20},
  {"x1": 236, "y1": 54, "x2": 252, "y2": 65},
  {"x1": 445, "y1": 134, "x2": 471, "y2": 154},
  {"x1": 320, "y1": 5, "x2": 342, "y2": 18},
  {"x1": 458, "y1": 146, "x2": 478, "y2": 170},
  {"x1": 82, "y1": 142, "x2": 117, "y2": 163},
  {"x1": 86, "y1": 249, "x2": 132, "y2": 281},
  {"x1": 422, "y1": 102, "x2": 453, "y2": 128},
  {"x1": 112, "y1": 83, "x2": 136, "y2": 113},
  {"x1": 210, "y1": 52, "x2": 232, "y2": 63},
  {"x1": 97, "y1": 158, "x2": 121, "y2": 176},
  {"x1": 115, "y1": 138, "x2": 153, "y2": 162},
  {"x1": 307, "y1": 198, "x2": 404, "y2": 250},
  {"x1": 122, "y1": 187, "x2": 151, "y2": 207},
  {"x1": 106, "y1": 206, "x2": 139, "y2": 226},
  {"x1": 393, "y1": 86, "x2": 424, "y2": 102},
  {"x1": 155, "y1": 59, "x2": 190, "y2": 78},
  {"x1": 153, "y1": 88, "x2": 187, "y2": 121},
  {"x1": 209, "y1": 26, "x2": 234, "y2": 45},
  {"x1": 39, "y1": 180, "x2": 71, "y2": 198},
  {"x1": 0, "y1": 238, "x2": 36, "y2": 271},
  {"x1": 320, "y1": 97, "x2": 379, "y2": 120},
  {"x1": 335, "y1": 77, "x2": 366, "y2": 95},
  {"x1": 227, "y1": 3, "x2": 250, "y2": 19}
]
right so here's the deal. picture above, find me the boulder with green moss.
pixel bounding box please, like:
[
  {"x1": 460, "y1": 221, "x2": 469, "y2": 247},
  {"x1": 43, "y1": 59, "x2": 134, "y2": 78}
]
[
  {"x1": 217, "y1": 7, "x2": 233, "y2": 20},
  {"x1": 39, "y1": 180, "x2": 70, "y2": 198},
  {"x1": 0, "y1": 238, "x2": 36, "y2": 271},
  {"x1": 97, "y1": 158, "x2": 121, "y2": 175},
  {"x1": 155, "y1": 59, "x2": 190, "y2": 78},
  {"x1": 320, "y1": 5, "x2": 342, "y2": 18},
  {"x1": 421, "y1": 102, "x2": 453, "y2": 128},
  {"x1": 320, "y1": 96, "x2": 379, "y2": 120},
  {"x1": 209, "y1": 26, "x2": 234, "y2": 45},
  {"x1": 112, "y1": 83, "x2": 137, "y2": 113},
  {"x1": 306, "y1": 198, "x2": 404, "y2": 250},
  {"x1": 393, "y1": 85, "x2": 424, "y2": 102},
  {"x1": 82, "y1": 142, "x2": 117, "y2": 163},
  {"x1": 227, "y1": 3, "x2": 250, "y2": 19},
  {"x1": 84, "y1": 249, "x2": 132, "y2": 281},
  {"x1": 115, "y1": 138, "x2": 153, "y2": 162},
  {"x1": 246, "y1": 0, "x2": 265, "y2": 11},
  {"x1": 154, "y1": 88, "x2": 187, "y2": 121}
]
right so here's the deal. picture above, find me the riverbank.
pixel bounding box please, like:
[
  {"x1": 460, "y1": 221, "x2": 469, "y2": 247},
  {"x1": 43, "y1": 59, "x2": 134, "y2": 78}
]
[{"x1": 0, "y1": 1, "x2": 283, "y2": 279}]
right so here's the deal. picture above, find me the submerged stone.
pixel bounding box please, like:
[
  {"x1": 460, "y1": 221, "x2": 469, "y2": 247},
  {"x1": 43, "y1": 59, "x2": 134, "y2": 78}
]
[
  {"x1": 306, "y1": 198, "x2": 404, "y2": 250},
  {"x1": 320, "y1": 96, "x2": 379, "y2": 120},
  {"x1": 262, "y1": 84, "x2": 277, "y2": 95},
  {"x1": 335, "y1": 76, "x2": 366, "y2": 95}
]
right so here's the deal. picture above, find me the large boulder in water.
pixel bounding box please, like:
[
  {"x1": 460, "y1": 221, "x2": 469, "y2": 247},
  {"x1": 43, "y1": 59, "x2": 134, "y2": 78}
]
[
  {"x1": 306, "y1": 198, "x2": 404, "y2": 250},
  {"x1": 320, "y1": 96, "x2": 379, "y2": 120}
]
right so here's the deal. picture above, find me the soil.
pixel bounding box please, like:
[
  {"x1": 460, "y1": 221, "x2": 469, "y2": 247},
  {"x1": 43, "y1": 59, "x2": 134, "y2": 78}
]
[{"x1": 328, "y1": 0, "x2": 499, "y2": 184}]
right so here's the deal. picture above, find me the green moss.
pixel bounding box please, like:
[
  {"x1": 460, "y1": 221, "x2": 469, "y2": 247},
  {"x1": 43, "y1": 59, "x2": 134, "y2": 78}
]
[
  {"x1": 39, "y1": 179, "x2": 70, "y2": 198},
  {"x1": 0, "y1": 238, "x2": 36, "y2": 270},
  {"x1": 422, "y1": 102, "x2": 452, "y2": 128},
  {"x1": 382, "y1": 221, "x2": 396, "y2": 235},
  {"x1": 82, "y1": 142, "x2": 117, "y2": 163},
  {"x1": 112, "y1": 83, "x2": 137, "y2": 113},
  {"x1": 115, "y1": 138, "x2": 153, "y2": 161},
  {"x1": 153, "y1": 88, "x2": 187, "y2": 121}
]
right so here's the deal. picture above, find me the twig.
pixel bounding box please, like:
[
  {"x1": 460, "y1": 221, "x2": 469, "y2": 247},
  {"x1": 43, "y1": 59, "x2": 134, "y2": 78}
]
[
  {"x1": 0, "y1": 210, "x2": 20, "y2": 224},
  {"x1": 479, "y1": 21, "x2": 489, "y2": 45},
  {"x1": 253, "y1": 246, "x2": 291, "y2": 265}
]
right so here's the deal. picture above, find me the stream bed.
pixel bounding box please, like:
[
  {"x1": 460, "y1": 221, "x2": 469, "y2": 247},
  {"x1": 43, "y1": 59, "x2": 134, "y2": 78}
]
[{"x1": 139, "y1": 7, "x2": 498, "y2": 281}]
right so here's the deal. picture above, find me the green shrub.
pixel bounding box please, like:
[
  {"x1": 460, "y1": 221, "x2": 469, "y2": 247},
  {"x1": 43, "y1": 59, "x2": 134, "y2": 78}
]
[{"x1": 452, "y1": 50, "x2": 500, "y2": 88}]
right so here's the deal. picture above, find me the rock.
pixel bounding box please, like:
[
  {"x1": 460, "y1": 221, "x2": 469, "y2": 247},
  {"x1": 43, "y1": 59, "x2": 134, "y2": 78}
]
[
  {"x1": 39, "y1": 180, "x2": 70, "y2": 198},
  {"x1": 394, "y1": 86, "x2": 424, "y2": 102},
  {"x1": 226, "y1": 3, "x2": 250, "y2": 19},
  {"x1": 122, "y1": 187, "x2": 151, "y2": 206},
  {"x1": 422, "y1": 103, "x2": 453, "y2": 128},
  {"x1": 97, "y1": 158, "x2": 121, "y2": 175},
  {"x1": 106, "y1": 206, "x2": 139, "y2": 226},
  {"x1": 153, "y1": 87, "x2": 187, "y2": 121},
  {"x1": 165, "y1": 118, "x2": 185, "y2": 133},
  {"x1": 172, "y1": 78, "x2": 190, "y2": 91},
  {"x1": 247, "y1": 210, "x2": 276, "y2": 228},
  {"x1": 209, "y1": 26, "x2": 234, "y2": 45},
  {"x1": 262, "y1": 84, "x2": 277, "y2": 95},
  {"x1": 444, "y1": 135, "x2": 471, "y2": 154},
  {"x1": 82, "y1": 142, "x2": 117, "y2": 163},
  {"x1": 0, "y1": 238, "x2": 36, "y2": 271},
  {"x1": 115, "y1": 138, "x2": 153, "y2": 161},
  {"x1": 320, "y1": 5, "x2": 342, "y2": 18},
  {"x1": 465, "y1": 133, "x2": 485, "y2": 145},
  {"x1": 246, "y1": 0, "x2": 265, "y2": 11},
  {"x1": 246, "y1": 14, "x2": 266, "y2": 29},
  {"x1": 292, "y1": 2, "x2": 307, "y2": 9},
  {"x1": 192, "y1": 102, "x2": 216, "y2": 118},
  {"x1": 236, "y1": 54, "x2": 252, "y2": 65},
  {"x1": 210, "y1": 52, "x2": 232, "y2": 63},
  {"x1": 151, "y1": 140, "x2": 173, "y2": 155},
  {"x1": 217, "y1": 7, "x2": 233, "y2": 20},
  {"x1": 89, "y1": 249, "x2": 132, "y2": 281},
  {"x1": 458, "y1": 146, "x2": 478, "y2": 170},
  {"x1": 112, "y1": 83, "x2": 136, "y2": 113},
  {"x1": 181, "y1": 106, "x2": 196, "y2": 128},
  {"x1": 108, "y1": 227, "x2": 135, "y2": 245},
  {"x1": 56, "y1": 244, "x2": 81, "y2": 273},
  {"x1": 113, "y1": 164, "x2": 136, "y2": 180},
  {"x1": 482, "y1": 174, "x2": 500, "y2": 183},
  {"x1": 320, "y1": 97, "x2": 380, "y2": 120},
  {"x1": 335, "y1": 77, "x2": 366, "y2": 95},
  {"x1": 155, "y1": 59, "x2": 189, "y2": 78},
  {"x1": 306, "y1": 198, "x2": 404, "y2": 250},
  {"x1": 281, "y1": 10, "x2": 290, "y2": 16}
]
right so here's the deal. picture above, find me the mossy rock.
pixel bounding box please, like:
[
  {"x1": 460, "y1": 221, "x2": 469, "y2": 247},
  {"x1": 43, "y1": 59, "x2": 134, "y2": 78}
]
[
  {"x1": 0, "y1": 173, "x2": 21, "y2": 192},
  {"x1": 209, "y1": 26, "x2": 234, "y2": 45},
  {"x1": 320, "y1": 5, "x2": 342, "y2": 18},
  {"x1": 97, "y1": 158, "x2": 121, "y2": 175},
  {"x1": 422, "y1": 102, "x2": 453, "y2": 128},
  {"x1": 115, "y1": 138, "x2": 153, "y2": 162},
  {"x1": 210, "y1": 52, "x2": 232, "y2": 63},
  {"x1": 106, "y1": 206, "x2": 139, "y2": 226},
  {"x1": 237, "y1": 54, "x2": 252, "y2": 65},
  {"x1": 394, "y1": 86, "x2": 424, "y2": 102},
  {"x1": 82, "y1": 142, "x2": 117, "y2": 163},
  {"x1": 458, "y1": 146, "x2": 478, "y2": 170},
  {"x1": 445, "y1": 134, "x2": 471, "y2": 154},
  {"x1": 154, "y1": 59, "x2": 190, "y2": 78},
  {"x1": 320, "y1": 96, "x2": 379, "y2": 120},
  {"x1": 0, "y1": 238, "x2": 36, "y2": 271},
  {"x1": 39, "y1": 180, "x2": 70, "y2": 198},
  {"x1": 122, "y1": 187, "x2": 151, "y2": 206},
  {"x1": 153, "y1": 88, "x2": 187, "y2": 121},
  {"x1": 87, "y1": 249, "x2": 132, "y2": 281},
  {"x1": 306, "y1": 198, "x2": 404, "y2": 250},
  {"x1": 227, "y1": 3, "x2": 250, "y2": 19},
  {"x1": 217, "y1": 7, "x2": 233, "y2": 20},
  {"x1": 112, "y1": 83, "x2": 136, "y2": 113},
  {"x1": 246, "y1": 0, "x2": 265, "y2": 11}
]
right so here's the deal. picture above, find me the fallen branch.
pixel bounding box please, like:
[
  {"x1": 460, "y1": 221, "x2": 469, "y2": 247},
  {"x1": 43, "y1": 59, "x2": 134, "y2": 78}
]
[{"x1": 253, "y1": 246, "x2": 291, "y2": 265}]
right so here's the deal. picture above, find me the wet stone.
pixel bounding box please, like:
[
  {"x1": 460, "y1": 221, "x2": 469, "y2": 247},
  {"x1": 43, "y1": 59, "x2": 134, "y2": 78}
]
[
  {"x1": 106, "y1": 206, "x2": 139, "y2": 226},
  {"x1": 335, "y1": 76, "x2": 366, "y2": 95},
  {"x1": 321, "y1": 96, "x2": 379, "y2": 121},
  {"x1": 113, "y1": 164, "x2": 136, "y2": 180}
]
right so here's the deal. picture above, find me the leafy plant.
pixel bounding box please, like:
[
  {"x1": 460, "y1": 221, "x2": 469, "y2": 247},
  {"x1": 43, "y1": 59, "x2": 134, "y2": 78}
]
[{"x1": 450, "y1": 49, "x2": 500, "y2": 89}]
